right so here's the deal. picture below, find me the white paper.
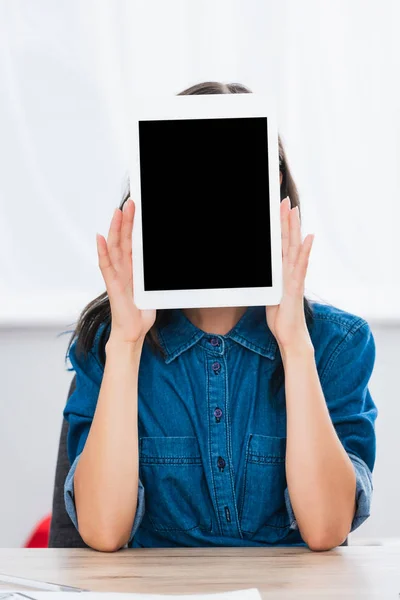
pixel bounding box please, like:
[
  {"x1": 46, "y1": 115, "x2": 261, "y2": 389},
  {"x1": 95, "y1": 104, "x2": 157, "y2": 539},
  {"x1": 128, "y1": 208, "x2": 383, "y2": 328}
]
[{"x1": 11, "y1": 591, "x2": 261, "y2": 600}]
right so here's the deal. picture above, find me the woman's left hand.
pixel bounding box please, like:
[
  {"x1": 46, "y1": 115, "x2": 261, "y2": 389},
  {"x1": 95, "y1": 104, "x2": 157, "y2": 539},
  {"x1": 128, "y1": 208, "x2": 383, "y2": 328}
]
[{"x1": 266, "y1": 196, "x2": 315, "y2": 352}]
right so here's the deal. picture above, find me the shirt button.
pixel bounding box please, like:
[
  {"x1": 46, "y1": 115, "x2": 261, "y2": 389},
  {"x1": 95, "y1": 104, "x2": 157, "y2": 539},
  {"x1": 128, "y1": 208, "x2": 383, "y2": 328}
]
[
  {"x1": 214, "y1": 407, "x2": 223, "y2": 419},
  {"x1": 212, "y1": 361, "x2": 221, "y2": 373},
  {"x1": 217, "y1": 456, "x2": 226, "y2": 471},
  {"x1": 210, "y1": 337, "x2": 220, "y2": 347}
]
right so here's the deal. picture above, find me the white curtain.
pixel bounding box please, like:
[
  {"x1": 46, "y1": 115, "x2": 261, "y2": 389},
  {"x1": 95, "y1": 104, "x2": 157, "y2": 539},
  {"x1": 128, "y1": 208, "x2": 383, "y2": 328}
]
[{"x1": 1, "y1": 0, "x2": 399, "y2": 325}]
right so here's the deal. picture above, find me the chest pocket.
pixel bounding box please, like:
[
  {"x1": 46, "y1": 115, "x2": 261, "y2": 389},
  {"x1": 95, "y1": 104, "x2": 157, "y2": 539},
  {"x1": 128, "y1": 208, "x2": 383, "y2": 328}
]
[
  {"x1": 138, "y1": 436, "x2": 213, "y2": 533},
  {"x1": 239, "y1": 434, "x2": 291, "y2": 543}
]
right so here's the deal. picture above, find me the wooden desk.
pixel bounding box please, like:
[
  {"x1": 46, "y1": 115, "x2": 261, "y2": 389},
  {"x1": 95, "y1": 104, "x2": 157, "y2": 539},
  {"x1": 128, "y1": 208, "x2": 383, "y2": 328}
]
[{"x1": 0, "y1": 547, "x2": 399, "y2": 599}]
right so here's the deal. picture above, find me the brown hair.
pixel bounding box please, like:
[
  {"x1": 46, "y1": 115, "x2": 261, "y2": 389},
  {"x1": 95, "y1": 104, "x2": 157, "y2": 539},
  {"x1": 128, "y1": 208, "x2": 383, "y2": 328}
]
[{"x1": 66, "y1": 81, "x2": 312, "y2": 394}]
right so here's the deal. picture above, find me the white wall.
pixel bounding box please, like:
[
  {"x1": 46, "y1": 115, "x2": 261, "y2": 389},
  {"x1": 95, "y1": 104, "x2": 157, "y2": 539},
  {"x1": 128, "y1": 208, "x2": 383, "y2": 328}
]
[
  {"x1": 0, "y1": 321, "x2": 398, "y2": 547},
  {"x1": 0, "y1": 326, "x2": 72, "y2": 547},
  {"x1": 1, "y1": 0, "x2": 399, "y2": 325}
]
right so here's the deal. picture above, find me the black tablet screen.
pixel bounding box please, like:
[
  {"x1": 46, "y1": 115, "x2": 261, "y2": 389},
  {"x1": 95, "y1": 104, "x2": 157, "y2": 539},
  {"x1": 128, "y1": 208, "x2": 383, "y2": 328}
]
[{"x1": 138, "y1": 116, "x2": 273, "y2": 291}]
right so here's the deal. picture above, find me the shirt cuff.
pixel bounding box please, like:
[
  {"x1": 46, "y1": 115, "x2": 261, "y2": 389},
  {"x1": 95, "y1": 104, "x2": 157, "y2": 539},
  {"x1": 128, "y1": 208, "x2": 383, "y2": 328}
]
[
  {"x1": 64, "y1": 453, "x2": 146, "y2": 543},
  {"x1": 348, "y1": 452, "x2": 373, "y2": 532},
  {"x1": 284, "y1": 453, "x2": 373, "y2": 532}
]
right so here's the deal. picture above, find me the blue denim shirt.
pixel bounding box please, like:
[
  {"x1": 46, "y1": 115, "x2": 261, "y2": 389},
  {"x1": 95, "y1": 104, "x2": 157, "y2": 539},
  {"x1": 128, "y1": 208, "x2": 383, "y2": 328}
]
[{"x1": 64, "y1": 302, "x2": 377, "y2": 548}]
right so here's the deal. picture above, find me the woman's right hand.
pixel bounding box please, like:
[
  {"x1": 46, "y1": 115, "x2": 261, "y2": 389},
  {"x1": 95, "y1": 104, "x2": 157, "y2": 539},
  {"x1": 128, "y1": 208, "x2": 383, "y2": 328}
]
[{"x1": 96, "y1": 198, "x2": 156, "y2": 345}]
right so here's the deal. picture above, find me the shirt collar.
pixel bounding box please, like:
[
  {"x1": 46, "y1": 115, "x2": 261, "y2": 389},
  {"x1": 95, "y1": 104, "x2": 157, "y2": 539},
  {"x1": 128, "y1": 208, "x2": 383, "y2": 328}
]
[
  {"x1": 157, "y1": 306, "x2": 278, "y2": 364},
  {"x1": 226, "y1": 306, "x2": 278, "y2": 360}
]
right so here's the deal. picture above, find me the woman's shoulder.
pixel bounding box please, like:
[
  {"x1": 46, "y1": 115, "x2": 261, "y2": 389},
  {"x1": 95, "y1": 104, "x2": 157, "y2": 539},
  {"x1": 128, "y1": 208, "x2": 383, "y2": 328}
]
[
  {"x1": 66, "y1": 322, "x2": 162, "y2": 379},
  {"x1": 66, "y1": 321, "x2": 110, "y2": 380},
  {"x1": 308, "y1": 300, "x2": 369, "y2": 334},
  {"x1": 308, "y1": 301, "x2": 375, "y2": 372}
]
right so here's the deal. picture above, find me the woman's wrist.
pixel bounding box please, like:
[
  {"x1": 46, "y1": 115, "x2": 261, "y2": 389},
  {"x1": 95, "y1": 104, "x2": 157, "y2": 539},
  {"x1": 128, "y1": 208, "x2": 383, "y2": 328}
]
[
  {"x1": 278, "y1": 333, "x2": 314, "y2": 364},
  {"x1": 105, "y1": 331, "x2": 145, "y2": 359}
]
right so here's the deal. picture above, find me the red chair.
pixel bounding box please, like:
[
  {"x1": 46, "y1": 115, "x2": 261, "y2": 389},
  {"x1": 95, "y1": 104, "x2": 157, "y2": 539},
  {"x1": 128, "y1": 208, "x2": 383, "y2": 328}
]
[{"x1": 24, "y1": 515, "x2": 52, "y2": 548}]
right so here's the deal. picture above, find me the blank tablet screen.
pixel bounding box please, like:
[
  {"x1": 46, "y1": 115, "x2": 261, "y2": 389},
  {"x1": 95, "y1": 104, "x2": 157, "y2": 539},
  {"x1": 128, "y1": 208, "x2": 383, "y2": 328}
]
[{"x1": 138, "y1": 116, "x2": 273, "y2": 291}]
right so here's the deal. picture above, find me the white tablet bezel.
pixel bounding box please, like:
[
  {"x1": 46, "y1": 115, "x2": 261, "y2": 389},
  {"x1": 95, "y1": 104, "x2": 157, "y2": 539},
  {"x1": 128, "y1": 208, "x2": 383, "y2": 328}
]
[{"x1": 129, "y1": 93, "x2": 282, "y2": 310}]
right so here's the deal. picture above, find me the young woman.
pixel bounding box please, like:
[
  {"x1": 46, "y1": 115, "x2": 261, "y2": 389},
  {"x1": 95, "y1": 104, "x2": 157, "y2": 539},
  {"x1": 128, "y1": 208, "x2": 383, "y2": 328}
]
[{"x1": 64, "y1": 81, "x2": 377, "y2": 553}]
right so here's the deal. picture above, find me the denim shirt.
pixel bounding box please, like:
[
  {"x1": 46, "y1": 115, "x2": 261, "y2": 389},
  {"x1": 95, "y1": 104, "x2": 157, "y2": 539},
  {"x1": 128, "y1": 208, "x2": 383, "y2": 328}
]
[{"x1": 64, "y1": 302, "x2": 377, "y2": 548}]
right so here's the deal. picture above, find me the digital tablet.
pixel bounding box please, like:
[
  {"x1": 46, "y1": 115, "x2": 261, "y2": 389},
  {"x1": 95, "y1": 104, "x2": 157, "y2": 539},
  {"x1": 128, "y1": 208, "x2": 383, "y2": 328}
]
[{"x1": 129, "y1": 93, "x2": 282, "y2": 310}]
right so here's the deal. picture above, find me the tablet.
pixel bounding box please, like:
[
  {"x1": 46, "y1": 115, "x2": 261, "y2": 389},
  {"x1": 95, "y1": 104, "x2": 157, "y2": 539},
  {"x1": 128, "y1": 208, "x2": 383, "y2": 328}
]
[{"x1": 129, "y1": 93, "x2": 282, "y2": 310}]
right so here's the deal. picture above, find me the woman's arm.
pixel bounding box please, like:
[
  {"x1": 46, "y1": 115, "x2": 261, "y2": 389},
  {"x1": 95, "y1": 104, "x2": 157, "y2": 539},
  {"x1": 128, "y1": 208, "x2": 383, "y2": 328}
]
[
  {"x1": 266, "y1": 197, "x2": 363, "y2": 551},
  {"x1": 281, "y1": 339, "x2": 356, "y2": 551},
  {"x1": 74, "y1": 336, "x2": 143, "y2": 552},
  {"x1": 73, "y1": 199, "x2": 155, "y2": 552}
]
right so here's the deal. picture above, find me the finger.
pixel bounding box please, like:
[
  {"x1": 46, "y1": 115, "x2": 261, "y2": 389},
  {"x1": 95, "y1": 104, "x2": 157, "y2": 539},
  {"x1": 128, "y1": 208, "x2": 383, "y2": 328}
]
[
  {"x1": 280, "y1": 197, "x2": 291, "y2": 258},
  {"x1": 96, "y1": 233, "x2": 116, "y2": 285},
  {"x1": 288, "y1": 206, "x2": 302, "y2": 267},
  {"x1": 107, "y1": 206, "x2": 123, "y2": 268},
  {"x1": 292, "y1": 234, "x2": 314, "y2": 284},
  {"x1": 107, "y1": 207, "x2": 123, "y2": 249},
  {"x1": 120, "y1": 198, "x2": 135, "y2": 255}
]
